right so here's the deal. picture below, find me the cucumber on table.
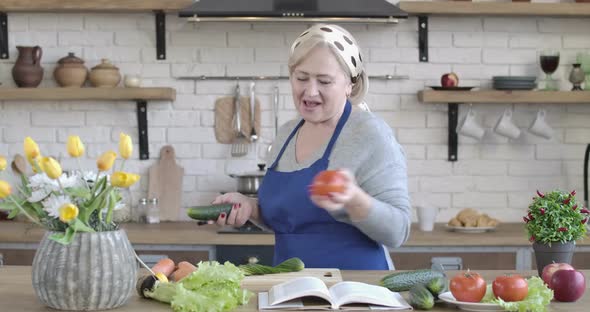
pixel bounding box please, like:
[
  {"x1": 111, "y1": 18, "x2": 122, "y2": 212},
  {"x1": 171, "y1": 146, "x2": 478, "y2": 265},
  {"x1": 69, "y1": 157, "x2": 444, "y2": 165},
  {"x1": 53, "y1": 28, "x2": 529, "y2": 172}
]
[
  {"x1": 409, "y1": 284, "x2": 435, "y2": 310},
  {"x1": 380, "y1": 269, "x2": 445, "y2": 292},
  {"x1": 186, "y1": 204, "x2": 233, "y2": 221}
]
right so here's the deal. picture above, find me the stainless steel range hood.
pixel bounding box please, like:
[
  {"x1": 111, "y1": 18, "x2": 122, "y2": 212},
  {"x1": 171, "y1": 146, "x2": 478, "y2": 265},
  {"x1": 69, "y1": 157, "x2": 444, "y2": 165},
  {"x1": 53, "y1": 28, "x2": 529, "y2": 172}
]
[{"x1": 179, "y1": 0, "x2": 408, "y2": 24}]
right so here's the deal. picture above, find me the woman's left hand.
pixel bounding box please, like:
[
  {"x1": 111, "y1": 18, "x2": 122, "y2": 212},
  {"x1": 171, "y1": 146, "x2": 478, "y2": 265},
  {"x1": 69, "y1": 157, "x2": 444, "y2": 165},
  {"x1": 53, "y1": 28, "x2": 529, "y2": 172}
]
[{"x1": 309, "y1": 169, "x2": 358, "y2": 212}]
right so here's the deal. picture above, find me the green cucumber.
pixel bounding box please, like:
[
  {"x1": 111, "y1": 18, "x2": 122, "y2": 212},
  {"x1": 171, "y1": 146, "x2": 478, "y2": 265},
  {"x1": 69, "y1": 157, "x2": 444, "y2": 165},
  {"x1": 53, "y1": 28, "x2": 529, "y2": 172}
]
[
  {"x1": 425, "y1": 276, "x2": 447, "y2": 298},
  {"x1": 409, "y1": 284, "x2": 435, "y2": 310},
  {"x1": 186, "y1": 204, "x2": 233, "y2": 221},
  {"x1": 380, "y1": 269, "x2": 445, "y2": 292},
  {"x1": 239, "y1": 257, "x2": 305, "y2": 276}
]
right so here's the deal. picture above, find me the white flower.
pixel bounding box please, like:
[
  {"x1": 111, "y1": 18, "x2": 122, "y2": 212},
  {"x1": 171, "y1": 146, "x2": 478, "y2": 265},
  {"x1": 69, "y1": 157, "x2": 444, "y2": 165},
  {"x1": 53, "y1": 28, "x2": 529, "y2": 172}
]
[
  {"x1": 28, "y1": 173, "x2": 59, "y2": 191},
  {"x1": 28, "y1": 190, "x2": 50, "y2": 203},
  {"x1": 59, "y1": 174, "x2": 82, "y2": 189},
  {"x1": 42, "y1": 195, "x2": 72, "y2": 219}
]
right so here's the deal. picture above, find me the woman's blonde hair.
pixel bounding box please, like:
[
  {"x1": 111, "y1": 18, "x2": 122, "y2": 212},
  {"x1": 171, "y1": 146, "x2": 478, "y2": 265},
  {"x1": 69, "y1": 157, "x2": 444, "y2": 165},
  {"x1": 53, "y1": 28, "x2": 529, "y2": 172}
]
[{"x1": 288, "y1": 24, "x2": 369, "y2": 108}]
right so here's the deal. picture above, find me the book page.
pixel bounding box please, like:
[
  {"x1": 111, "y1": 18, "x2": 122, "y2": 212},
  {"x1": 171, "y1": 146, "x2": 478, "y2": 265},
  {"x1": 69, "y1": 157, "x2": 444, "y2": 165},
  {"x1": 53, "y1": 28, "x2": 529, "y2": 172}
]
[
  {"x1": 329, "y1": 281, "x2": 411, "y2": 309},
  {"x1": 268, "y1": 276, "x2": 334, "y2": 307}
]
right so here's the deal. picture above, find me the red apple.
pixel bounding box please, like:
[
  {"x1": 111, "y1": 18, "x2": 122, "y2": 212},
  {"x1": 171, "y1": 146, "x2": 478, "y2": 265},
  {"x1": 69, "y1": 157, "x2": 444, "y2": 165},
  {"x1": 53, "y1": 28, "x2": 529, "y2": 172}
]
[
  {"x1": 551, "y1": 269, "x2": 586, "y2": 302},
  {"x1": 441, "y1": 72, "x2": 459, "y2": 88},
  {"x1": 541, "y1": 262, "x2": 574, "y2": 288}
]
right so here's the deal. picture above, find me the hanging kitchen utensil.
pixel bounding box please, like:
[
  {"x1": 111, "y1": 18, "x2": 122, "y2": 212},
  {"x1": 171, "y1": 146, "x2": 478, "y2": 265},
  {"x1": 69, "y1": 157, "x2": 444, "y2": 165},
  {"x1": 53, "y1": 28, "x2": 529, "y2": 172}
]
[
  {"x1": 148, "y1": 145, "x2": 184, "y2": 221},
  {"x1": 249, "y1": 81, "x2": 258, "y2": 142},
  {"x1": 231, "y1": 83, "x2": 249, "y2": 157},
  {"x1": 214, "y1": 90, "x2": 261, "y2": 144}
]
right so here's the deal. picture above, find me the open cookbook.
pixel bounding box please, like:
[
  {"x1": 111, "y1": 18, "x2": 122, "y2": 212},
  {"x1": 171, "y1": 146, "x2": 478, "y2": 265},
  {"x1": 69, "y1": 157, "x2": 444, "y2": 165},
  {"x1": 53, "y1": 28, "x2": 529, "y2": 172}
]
[{"x1": 258, "y1": 276, "x2": 412, "y2": 310}]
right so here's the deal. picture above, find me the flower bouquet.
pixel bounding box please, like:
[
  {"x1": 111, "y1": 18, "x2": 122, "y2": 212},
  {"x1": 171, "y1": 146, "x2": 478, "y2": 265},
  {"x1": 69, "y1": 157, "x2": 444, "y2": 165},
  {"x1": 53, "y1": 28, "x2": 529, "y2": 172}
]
[
  {"x1": 0, "y1": 134, "x2": 139, "y2": 244},
  {"x1": 524, "y1": 189, "x2": 589, "y2": 276},
  {"x1": 0, "y1": 134, "x2": 141, "y2": 310}
]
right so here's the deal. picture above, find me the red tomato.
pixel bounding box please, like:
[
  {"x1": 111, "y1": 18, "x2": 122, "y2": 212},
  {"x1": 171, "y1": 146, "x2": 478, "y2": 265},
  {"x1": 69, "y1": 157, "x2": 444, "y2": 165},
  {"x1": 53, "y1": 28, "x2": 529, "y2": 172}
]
[
  {"x1": 492, "y1": 274, "x2": 528, "y2": 302},
  {"x1": 309, "y1": 170, "x2": 346, "y2": 196},
  {"x1": 450, "y1": 271, "x2": 487, "y2": 303}
]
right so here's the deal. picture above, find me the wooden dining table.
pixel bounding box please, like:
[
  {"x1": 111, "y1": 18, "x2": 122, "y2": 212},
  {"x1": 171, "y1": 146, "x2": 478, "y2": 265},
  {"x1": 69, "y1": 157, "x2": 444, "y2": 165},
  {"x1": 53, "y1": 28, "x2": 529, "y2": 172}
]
[{"x1": 1, "y1": 266, "x2": 588, "y2": 311}]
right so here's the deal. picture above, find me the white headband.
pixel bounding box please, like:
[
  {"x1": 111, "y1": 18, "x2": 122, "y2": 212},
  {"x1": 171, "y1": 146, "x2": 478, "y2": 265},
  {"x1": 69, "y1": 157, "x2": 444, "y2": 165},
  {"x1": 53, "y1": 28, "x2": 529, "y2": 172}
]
[{"x1": 291, "y1": 25, "x2": 363, "y2": 82}]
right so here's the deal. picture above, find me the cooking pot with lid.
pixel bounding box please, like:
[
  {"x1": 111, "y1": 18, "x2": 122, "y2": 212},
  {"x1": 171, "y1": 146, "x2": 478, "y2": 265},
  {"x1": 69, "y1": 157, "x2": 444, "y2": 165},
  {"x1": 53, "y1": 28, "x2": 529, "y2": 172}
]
[{"x1": 229, "y1": 164, "x2": 266, "y2": 194}]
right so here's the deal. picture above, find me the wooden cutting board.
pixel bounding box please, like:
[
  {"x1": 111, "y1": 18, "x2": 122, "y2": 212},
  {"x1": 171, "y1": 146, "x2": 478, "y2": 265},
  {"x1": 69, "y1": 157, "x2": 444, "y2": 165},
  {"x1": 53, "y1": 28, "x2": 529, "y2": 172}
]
[
  {"x1": 241, "y1": 268, "x2": 342, "y2": 292},
  {"x1": 148, "y1": 145, "x2": 184, "y2": 221},
  {"x1": 214, "y1": 96, "x2": 261, "y2": 144}
]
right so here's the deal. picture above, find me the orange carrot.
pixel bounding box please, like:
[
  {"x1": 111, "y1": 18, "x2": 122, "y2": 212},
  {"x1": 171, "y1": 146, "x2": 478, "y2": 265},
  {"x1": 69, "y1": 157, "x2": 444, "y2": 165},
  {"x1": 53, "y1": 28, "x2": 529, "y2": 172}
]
[
  {"x1": 170, "y1": 261, "x2": 197, "y2": 282},
  {"x1": 151, "y1": 258, "x2": 175, "y2": 277}
]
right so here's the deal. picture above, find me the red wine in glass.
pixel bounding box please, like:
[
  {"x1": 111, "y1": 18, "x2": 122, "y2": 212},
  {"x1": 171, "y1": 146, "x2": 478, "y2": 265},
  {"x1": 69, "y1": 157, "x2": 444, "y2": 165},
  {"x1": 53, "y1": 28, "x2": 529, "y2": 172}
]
[{"x1": 540, "y1": 55, "x2": 559, "y2": 74}]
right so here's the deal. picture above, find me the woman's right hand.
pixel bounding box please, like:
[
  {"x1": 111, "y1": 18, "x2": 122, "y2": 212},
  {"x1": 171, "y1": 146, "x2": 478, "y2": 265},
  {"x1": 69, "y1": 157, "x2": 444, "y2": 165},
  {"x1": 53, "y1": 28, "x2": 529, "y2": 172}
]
[{"x1": 211, "y1": 192, "x2": 258, "y2": 227}]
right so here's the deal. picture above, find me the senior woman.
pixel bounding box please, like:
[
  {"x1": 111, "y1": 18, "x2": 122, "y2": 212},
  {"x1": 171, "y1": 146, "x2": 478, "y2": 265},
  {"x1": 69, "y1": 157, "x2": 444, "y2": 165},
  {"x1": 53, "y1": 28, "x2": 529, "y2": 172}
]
[{"x1": 213, "y1": 24, "x2": 410, "y2": 270}]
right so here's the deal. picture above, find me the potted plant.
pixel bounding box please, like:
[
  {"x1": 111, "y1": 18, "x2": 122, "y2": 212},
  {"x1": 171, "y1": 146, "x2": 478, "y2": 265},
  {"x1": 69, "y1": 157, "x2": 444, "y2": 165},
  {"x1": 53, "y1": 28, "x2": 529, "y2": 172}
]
[
  {"x1": 0, "y1": 134, "x2": 140, "y2": 311},
  {"x1": 524, "y1": 189, "x2": 589, "y2": 276}
]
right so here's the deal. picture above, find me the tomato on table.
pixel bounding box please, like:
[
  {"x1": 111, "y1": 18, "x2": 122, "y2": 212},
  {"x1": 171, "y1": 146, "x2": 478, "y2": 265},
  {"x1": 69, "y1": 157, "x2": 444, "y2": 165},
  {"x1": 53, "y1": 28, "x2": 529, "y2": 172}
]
[
  {"x1": 450, "y1": 270, "x2": 487, "y2": 303},
  {"x1": 309, "y1": 170, "x2": 346, "y2": 196},
  {"x1": 492, "y1": 274, "x2": 528, "y2": 302}
]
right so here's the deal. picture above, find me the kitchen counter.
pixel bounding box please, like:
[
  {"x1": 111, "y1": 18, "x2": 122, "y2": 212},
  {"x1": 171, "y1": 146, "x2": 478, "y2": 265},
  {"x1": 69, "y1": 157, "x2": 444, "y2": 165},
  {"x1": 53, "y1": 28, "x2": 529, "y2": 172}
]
[
  {"x1": 3, "y1": 221, "x2": 588, "y2": 246},
  {"x1": 1, "y1": 222, "x2": 589, "y2": 270},
  {"x1": 1, "y1": 266, "x2": 588, "y2": 311}
]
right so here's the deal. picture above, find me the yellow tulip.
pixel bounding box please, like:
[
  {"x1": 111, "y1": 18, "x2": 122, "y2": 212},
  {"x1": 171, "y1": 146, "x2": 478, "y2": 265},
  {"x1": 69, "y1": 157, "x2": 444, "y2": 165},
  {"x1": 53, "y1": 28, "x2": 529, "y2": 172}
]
[
  {"x1": 0, "y1": 155, "x2": 6, "y2": 171},
  {"x1": 97, "y1": 151, "x2": 117, "y2": 172},
  {"x1": 67, "y1": 135, "x2": 85, "y2": 158},
  {"x1": 111, "y1": 171, "x2": 141, "y2": 188},
  {"x1": 119, "y1": 133, "x2": 133, "y2": 160},
  {"x1": 40, "y1": 157, "x2": 63, "y2": 180},
  {"x1": 59, "y1": 203, "x2": 79, "y2": 223},
  {"x1": 24, "y1": 137, "x2": 40, "y2": 160},
  {"x1": 0, "y1": 180, "x2": 11, "y2": 199},
  {"x1": 27, "y1": 154, "x2": 42, "y2": 173}
]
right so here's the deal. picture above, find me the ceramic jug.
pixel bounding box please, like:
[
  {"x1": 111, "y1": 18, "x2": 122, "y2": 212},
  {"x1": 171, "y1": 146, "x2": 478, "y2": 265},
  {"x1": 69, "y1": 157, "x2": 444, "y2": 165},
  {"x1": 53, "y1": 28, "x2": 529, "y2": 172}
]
[{"x1": 12, "y1": 46, "x2": 44, "y2": 88}]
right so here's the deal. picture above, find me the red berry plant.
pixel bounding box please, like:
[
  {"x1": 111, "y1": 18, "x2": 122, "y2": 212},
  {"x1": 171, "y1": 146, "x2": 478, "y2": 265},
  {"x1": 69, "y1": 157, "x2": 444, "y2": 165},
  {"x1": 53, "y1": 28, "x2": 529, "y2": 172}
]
[{"x1": 524, "y1": 190, "x2": 589, "y2": 245}]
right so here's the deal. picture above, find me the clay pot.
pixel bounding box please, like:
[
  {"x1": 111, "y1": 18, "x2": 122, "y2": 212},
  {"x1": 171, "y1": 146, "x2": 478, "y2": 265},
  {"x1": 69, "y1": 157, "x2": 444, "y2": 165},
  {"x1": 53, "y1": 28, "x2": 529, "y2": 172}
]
[
  {"x1": 54, "y1": 52, "x2": 88, "y2": 87},
  {"x1": 89, "y1": 59, "x2": 121, "y2": 87},
  {"x1": 12, "y1": 46, "x2": 44, "y2": 88}
]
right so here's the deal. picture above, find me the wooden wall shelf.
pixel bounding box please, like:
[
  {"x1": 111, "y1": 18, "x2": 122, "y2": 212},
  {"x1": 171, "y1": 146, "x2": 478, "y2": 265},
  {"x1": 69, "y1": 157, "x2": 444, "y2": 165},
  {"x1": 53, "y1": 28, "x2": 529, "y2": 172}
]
[
  {"x1": 0, "y1": 1, "x2": 192, "y2": 60},
  {"x1": 400, "y1": 2, "x2": 590, "y2": 17},
  {"x1": 0, "y1": 87, "x2": 176, "y2": 160},
  {"x1": 400, "y1": 1, "x2": 590, "y2": 62},
  {"x1": 0, "y1": 87, "x2": 175, "y2": 101},
  {"x1": 418, "y1": 90, "x2": 590, "y2": 162},
  {"x1": 419, "y1": 90, "x2": 590, "y2": 104},
  {"x1": 0, "y1": 0, "x2": 192, "y2": 12}
]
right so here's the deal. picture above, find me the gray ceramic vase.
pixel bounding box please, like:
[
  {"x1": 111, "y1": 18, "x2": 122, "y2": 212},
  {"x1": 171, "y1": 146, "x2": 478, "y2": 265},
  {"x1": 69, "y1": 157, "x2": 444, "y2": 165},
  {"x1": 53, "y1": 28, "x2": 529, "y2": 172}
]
[{"x1": 31, "y1": 230, "x2": 137, "y2": 311}]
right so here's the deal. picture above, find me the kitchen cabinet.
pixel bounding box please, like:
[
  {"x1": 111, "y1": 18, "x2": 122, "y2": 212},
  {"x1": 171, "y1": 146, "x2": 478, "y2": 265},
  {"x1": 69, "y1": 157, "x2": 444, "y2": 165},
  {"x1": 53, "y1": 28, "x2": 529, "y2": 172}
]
[
  {"x1": 418, "y1": 90, "x2": 590, "y2": 161},
  {"x1": 399, "y1": 1, "x2": 590, "y2": 62},
  {"x1": 0, "y1": 87, "x2": 176, "y2": 159}
]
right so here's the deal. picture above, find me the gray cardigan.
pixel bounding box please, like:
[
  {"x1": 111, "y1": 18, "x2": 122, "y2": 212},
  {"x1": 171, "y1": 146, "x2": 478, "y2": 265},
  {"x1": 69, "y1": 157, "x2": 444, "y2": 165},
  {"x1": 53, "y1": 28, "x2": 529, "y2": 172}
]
[{"x1": 267, "y1": 108, "x2": 411, "y2": 250}]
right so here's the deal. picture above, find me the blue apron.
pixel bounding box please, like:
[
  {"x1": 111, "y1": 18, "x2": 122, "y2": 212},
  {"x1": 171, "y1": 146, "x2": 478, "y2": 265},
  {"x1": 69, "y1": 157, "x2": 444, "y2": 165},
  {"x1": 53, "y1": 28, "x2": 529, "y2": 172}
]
[{"x1": 257, "y1": 101, "x2": 388, "y2": 270}]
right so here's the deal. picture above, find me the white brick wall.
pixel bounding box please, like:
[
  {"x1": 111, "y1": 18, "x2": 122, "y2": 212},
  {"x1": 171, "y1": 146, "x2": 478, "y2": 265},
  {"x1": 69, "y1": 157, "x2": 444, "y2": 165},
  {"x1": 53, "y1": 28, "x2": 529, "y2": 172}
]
[{"x1": 1, "y1": 10, "x2": 588, "y2": 224}]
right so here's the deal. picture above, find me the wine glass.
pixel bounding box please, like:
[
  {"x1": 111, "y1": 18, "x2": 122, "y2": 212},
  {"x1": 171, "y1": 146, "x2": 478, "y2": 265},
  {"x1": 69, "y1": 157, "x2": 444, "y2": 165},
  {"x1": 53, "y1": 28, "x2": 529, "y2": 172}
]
[{"x1": 539, "y1": 50, "x2": 560, "y2": 91}]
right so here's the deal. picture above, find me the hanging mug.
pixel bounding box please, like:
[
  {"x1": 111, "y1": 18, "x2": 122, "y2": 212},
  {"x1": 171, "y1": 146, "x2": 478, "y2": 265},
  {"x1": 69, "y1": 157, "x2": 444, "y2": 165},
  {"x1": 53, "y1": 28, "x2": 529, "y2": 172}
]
[
  {"x1": 12, "y1": 46, "x2": 44, "y2": 88},
  {"x1": 529, "y1": 109, "x2": 553, "y2": 140},
  {"x1": 494, "y1": 108, "x2": 521, "y2": 140},
  {"x1": 456, "y1": 106, "x2": 485, "y2": 140}
]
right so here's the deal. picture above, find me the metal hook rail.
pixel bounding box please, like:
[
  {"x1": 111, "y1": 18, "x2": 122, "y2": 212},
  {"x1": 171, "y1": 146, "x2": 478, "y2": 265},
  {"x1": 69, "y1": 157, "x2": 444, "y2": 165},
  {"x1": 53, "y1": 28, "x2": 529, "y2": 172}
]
[{"x1": 176, "y1": 74, "x2": 409, "y2": 81}]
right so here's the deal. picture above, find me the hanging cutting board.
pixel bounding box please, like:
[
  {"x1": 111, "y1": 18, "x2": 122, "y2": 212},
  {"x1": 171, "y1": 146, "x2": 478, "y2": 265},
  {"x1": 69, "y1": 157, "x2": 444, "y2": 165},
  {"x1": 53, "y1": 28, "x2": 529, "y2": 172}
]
[
  {"x1": 241, "y1": 268, "x2": 342, "y2": 292},
  {"x1": 148, "y1": 145, "x2": 184, "y2": 221},
  {"x1": 214, "y1": 96, "x2": 261, "y2": 144}
]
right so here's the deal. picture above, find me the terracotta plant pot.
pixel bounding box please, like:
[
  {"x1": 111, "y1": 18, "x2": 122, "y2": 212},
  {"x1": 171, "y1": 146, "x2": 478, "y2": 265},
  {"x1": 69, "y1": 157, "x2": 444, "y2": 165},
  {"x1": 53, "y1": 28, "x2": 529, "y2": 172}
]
[
  {"x1": 89, "y1": 58, "x2": 121, "y2": 87},
  {"x1": 54, "y1": 52, "x2": 88, "y2": 87},
  {"x1": 32, "y1": 230, "x2": 137, "y2": 311}
]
